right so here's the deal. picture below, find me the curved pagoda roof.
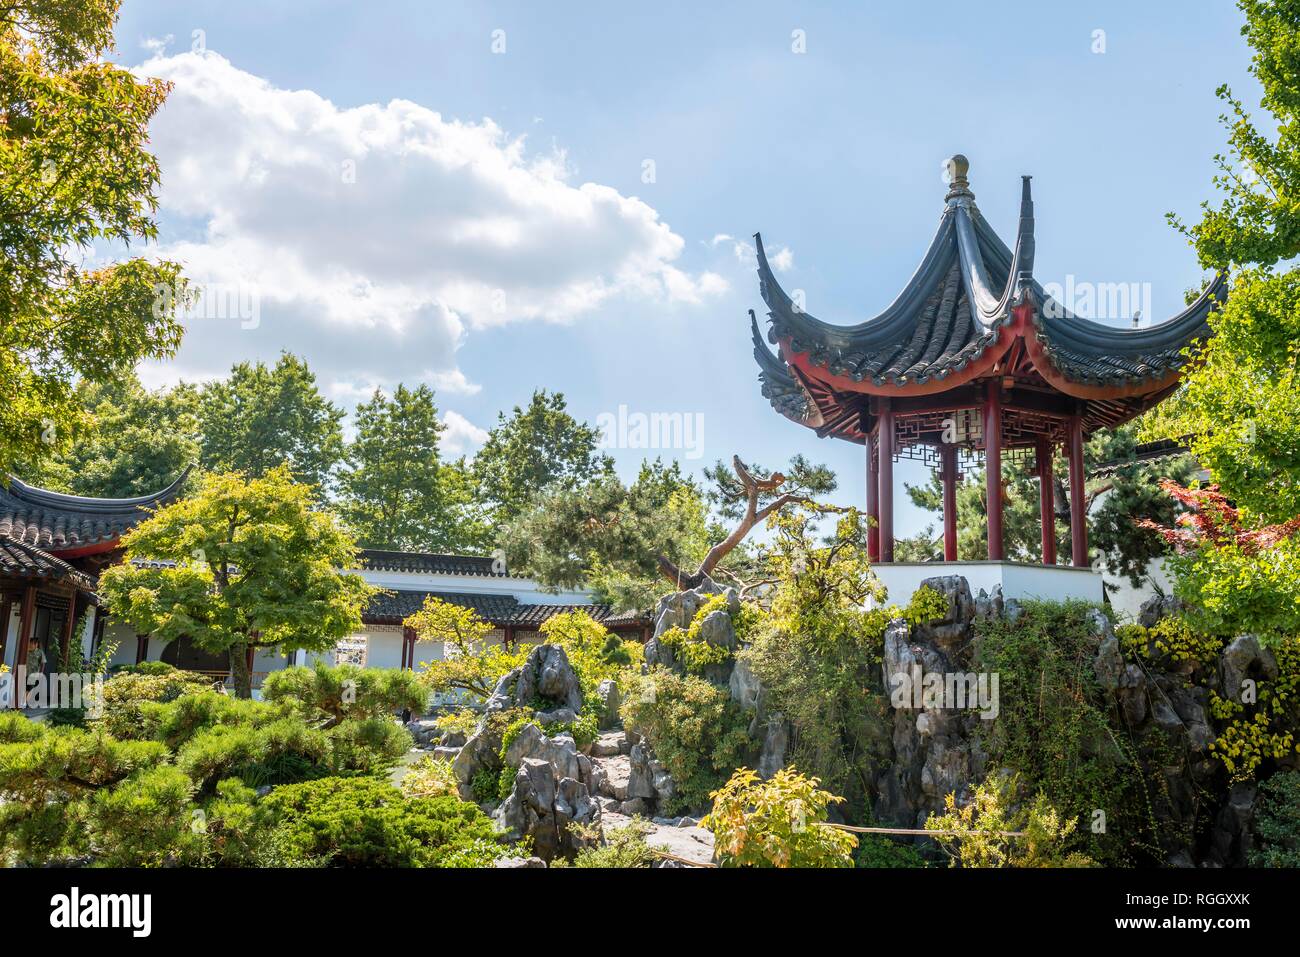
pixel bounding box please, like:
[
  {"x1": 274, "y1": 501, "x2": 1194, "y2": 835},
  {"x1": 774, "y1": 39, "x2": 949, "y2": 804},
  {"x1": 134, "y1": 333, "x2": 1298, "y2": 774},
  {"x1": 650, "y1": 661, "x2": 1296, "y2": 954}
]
[
  {"x1": 0, "y1": 468, "x2": 190, "y2": 556},
  {"x1": 751, "y1": 156, "x2": 1226, "y2": 442}
]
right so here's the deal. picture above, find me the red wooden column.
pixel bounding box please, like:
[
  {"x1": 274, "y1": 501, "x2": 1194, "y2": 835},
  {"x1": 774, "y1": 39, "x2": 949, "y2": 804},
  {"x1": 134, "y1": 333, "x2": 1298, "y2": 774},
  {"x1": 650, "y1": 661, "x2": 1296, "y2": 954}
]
[
  {"x1": 865, "y1": 430, "x2": 880, "y2": 562},
  {"x1": 0, "y1": 598, "x2": 12, "y2": 671},
  {"x1": 984, "y1": 381, "x2": 1004, "y2": 561},
  {"x1": 940, "y1": 444, "x2": 959, "y2": 561},
  {"x1": 877, "y1": 403, "x2": 895, "y2": 563},
  {"x1": 58, "y1": 594, "x2": 79, "y2": 669},
  {"x1": 135, "y1": 634, "x2": 149, "y2": 665},
  {"x1": 12, "y1": 585, "x2": 35, "y2": 709},
  {"x1": 402, "y1": 625, "x2": 417, "y2": 670},
  {"x1": 1068, "y1": 415, "x2": 1089, "y2": 567},
  {"x1": 1037, "y1": 437, "x2": 1057, "y2": 565}
]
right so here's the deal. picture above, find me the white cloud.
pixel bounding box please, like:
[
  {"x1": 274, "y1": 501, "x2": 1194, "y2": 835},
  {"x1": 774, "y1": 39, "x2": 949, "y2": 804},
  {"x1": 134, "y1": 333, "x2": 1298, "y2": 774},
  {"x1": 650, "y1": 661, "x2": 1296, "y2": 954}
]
[
  {"x1": 440, "y1": 410, "x2": 489, "y2": 457},
  {"x1": 710, "y1": 233, "x2": 792, "y2": 272},
  {"x1": 132, "y1": 51, "x2": 726, "y2": 392}
]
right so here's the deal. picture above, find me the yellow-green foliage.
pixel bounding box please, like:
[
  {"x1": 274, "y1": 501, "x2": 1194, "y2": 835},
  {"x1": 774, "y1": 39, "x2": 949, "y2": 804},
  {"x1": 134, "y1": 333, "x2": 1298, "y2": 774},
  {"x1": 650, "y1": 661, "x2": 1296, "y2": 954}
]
[
  {"x1": 657, "y1": 593, "x2": 734, "y2": 673},
  {"x1": 401, "y1": 755, "x2": 460, "y2": 800},
  {"x1": 621, "y1": 669, "x2": 751, "y2": 813},
  {"x1": 1118, "y1": 619, "x2": 1223, "y2": 666},
  {"x1": 1207, "y1": 636, "x2": 1300, "y2": 780},
  {"x1": 703, "y1": 766, "x2": 857, "y2": 868},
  {"x1": 925, "y1": 776, "x2": 1095, "y2": 868},
  {"x1": 98, "y1": 666, "x2": 214, "y2": 739},
  {"x1": 432, "y1": 708, "x2": 480, "y2": 740},
  {"x1": 407, "y1": 597, "x2": 527, "y2": 700}
]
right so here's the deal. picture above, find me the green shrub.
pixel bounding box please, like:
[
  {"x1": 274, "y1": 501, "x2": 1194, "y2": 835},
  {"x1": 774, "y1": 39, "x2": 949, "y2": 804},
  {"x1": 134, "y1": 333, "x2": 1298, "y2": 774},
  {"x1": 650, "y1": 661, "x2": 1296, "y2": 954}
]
[
  {"x1": 86, "y1": 765, "x2": 202, "y2": 866},
  {"x1": 557, "y1": 819, "x2": 656, "y2": 868},
  {"x1": 703, "y1": 766, "x2": 857, "y2": 868},
  {"x1": 98, "y1": 668, "x2": 213, "y2": 739},
  {"x1": 175, "y1": 718, "x2": 330, "y2": 790},
  {"x1": 621, "y1": 669, "x2": 752, "y2": 814},
  {"x1": 258, "y1": 775, "x2": 506, "y2": 867},
  {"x1": 1248, "y1": 771, "x2": 1300, "y2": 867},
  {"x1": 326, "y1": 717, "x2": 412, "y2": 774},
  {"x1": 974, "y1": 601, "x2": 1160, "y2": 865},
  {"x1": 854, "y1": 836, "x2": 928, "y2": 869},
  {"x1": 0, "y1": 727, "x2": 171, "y2": 864},
  {"x1": 262, "y1": 661, "x2": 428, "y2": 728},
  {"x1": 0, "y1": 712, "x2": 44, "y2": 744}
]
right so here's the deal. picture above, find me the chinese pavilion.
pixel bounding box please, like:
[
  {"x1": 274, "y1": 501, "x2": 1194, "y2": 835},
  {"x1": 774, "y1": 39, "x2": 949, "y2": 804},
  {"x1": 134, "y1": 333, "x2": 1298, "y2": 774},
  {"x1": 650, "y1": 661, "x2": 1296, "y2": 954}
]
[{"x1": 750, "y1": 156, "x2": 1224, "y2": 577}]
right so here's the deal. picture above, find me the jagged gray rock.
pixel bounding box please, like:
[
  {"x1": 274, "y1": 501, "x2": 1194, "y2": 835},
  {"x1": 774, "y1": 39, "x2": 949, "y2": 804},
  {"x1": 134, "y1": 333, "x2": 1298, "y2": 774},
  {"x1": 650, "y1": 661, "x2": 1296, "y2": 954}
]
[
  {"x1": 1138, "y1": 593, "x2": 1183, "y2": 628},
  {"x1": 486, "y1": 643, "x2": 583, "y2": 718},
  {"x1": 1220, "y1": 634, "x2": 1279, "y2": 704},
  {"x1": 596, "y1": 679, "x2": 622, "y2": 730}
]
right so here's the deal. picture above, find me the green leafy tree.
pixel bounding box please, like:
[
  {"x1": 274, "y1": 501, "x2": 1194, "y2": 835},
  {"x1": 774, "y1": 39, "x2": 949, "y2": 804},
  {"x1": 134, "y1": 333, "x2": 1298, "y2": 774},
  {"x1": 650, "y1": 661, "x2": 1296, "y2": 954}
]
[
  {"x1": 198, "y1": 354, "x2": 345, "y2": 495},
  {"x1": 12, "y1": 374, "x2": 200, "y2": 496},
  {"x1": 405, "y1": 597, "x2": 525, "y2": 700},
  {"x1": 99, "y1": 466, "x2": 375, "y2": 698},
  {"x1": 501, "y1": 458, "x2": 714, "y2": 610},
  {"x1": 339, "y1": 384, "x2": 487, "y2": 552},
  {"x1": 472, "y1": 389, "x2": 610, "y2": 527},
  {"x1": 1145, "y1": 0, "x2": 1300, "y2": 521},
  {"x1": 0, "y1": 0, "x2": 188, "y2": 475}
]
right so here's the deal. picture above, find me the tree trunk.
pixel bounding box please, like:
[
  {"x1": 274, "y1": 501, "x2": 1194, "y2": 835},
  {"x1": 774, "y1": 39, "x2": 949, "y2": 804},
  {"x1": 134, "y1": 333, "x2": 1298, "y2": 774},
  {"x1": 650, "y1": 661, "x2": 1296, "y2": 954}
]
[{"x1": 229, "y1": 641, "x2": 252, "y2": 699}]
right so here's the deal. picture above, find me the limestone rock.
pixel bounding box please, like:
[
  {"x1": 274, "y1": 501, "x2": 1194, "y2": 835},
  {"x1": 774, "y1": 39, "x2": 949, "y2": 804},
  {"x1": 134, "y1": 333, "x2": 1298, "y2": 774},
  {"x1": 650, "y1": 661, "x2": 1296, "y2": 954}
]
[
  {"x1": 591, "y1": 730, "x2": 628, "y2": 757},
  {"x1": 756, "y1": 712, "x2": 789, "y2": 779},
  {"x1": 1093, "y1": 633, "x2": 1124, "y2": 691},
  {"x1": 1138, "y1": 593, "x2": 1182, "y2": 628},
  {"x1": 596, "y1": 679, "x2": 622, "y2": 730},
  {"x1": 452, "y1": 721, "x2": 504, "y2": 802},
  {"x1": 913, "y1": 575, "x2": 975, "y2": 650},
  {"x1": 1220, "y1": 634, "x2": 1279, "y2": 704},
  {"x1": 486, "y1": 643, "x2": 583, "y2": 717},
  {"x1": 495, "y1": 756, "x2": 600, "y2": 861}
]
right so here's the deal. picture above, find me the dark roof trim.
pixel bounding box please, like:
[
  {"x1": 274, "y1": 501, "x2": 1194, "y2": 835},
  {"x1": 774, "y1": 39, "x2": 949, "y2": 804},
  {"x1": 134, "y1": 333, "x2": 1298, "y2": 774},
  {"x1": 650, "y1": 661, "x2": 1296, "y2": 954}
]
[
  {"x1": 363, "y1": 587, "x2": 648, "y2": 628},
  {"x1": 0, "y1": 536, "x2": 97, "y2": 592},
  {"x1": 3, "y1": 467, "x2": 191, "y2": 514},
  {"x1": 357, "y1": 549, "x2": 515, "y2": 577}
]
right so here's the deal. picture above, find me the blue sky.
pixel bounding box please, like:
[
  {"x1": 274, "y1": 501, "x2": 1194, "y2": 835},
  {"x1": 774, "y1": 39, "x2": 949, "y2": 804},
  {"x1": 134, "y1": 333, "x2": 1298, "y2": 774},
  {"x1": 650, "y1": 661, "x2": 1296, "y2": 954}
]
[{"x1": 111, "y1": 1, "x2": 1253, "y2": 536}]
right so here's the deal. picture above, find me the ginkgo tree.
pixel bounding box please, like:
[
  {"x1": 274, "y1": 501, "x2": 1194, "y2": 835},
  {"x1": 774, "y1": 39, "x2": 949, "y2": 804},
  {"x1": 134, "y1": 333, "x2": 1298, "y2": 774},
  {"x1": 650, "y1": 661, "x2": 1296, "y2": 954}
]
[{"x1": 99, "y1": 467, "x2": 375, "y2": 698}]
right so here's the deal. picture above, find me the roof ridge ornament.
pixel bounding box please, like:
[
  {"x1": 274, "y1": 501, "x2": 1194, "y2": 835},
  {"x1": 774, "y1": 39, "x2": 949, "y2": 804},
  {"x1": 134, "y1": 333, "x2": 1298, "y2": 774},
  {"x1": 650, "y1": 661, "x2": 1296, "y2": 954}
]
[{"x1": 943, "y1": 154, "x2": 973, "y2": 203}]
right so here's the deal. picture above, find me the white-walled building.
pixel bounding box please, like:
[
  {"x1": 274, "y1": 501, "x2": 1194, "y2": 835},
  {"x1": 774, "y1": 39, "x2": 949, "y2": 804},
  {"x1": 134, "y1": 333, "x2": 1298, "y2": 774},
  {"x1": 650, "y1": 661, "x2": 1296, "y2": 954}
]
[{"x1": 0, "y1": 474, "x2": 646, "y2": 700}]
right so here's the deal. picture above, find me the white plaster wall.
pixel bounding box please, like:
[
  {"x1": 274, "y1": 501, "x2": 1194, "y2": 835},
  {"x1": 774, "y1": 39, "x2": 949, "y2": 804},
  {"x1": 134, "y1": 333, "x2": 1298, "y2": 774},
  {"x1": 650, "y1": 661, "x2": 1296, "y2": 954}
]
[
  {"x1": 1101, "y1": 556, "x2": 1175, "y2": 624},
  {"x1": 353, "y1": 568, "x2": 594, "y2": 606},
  {"x1": 871, "y1": 561, "x2": 1106, "y2": 607}
]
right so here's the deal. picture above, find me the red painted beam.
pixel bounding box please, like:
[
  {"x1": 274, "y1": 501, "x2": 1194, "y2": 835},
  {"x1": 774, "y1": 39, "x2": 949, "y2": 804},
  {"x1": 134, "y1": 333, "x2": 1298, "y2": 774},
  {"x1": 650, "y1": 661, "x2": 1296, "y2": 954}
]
[
  {"x1": 878, "y1": 405, "x2": 894, "y2": 563},
  {"x1": 866, "y1": 432, "x2": 880, "y2": 562},
  {"x1": 984, "y1": 381, "x2": 1004, "y2": 561},
  {"x1": 13, "y1": 585, "x2": 35, "y2": 709},
  {"x1": 1037, "y1": 438, "x2": 1057, "y2": 565},
  {"x1": 1068, "y1": 416, "x2": 1089, "y2": 567},
  {"x1": 941, "y1": 445, "x2": 959, "y2": 561}
]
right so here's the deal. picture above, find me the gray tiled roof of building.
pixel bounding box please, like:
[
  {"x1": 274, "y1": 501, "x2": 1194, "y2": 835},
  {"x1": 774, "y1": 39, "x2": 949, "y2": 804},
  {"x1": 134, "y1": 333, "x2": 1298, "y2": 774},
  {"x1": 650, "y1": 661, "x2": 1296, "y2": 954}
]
[
  {"x1": 0, "y1": 535, "x2": 97, "y2": 591},
  {"x1": 364, "y1": 587, "x2": 645, "y2": 628},
  {"x1": 0, "y1": 470, "x2": 190, "y2": 552}
]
